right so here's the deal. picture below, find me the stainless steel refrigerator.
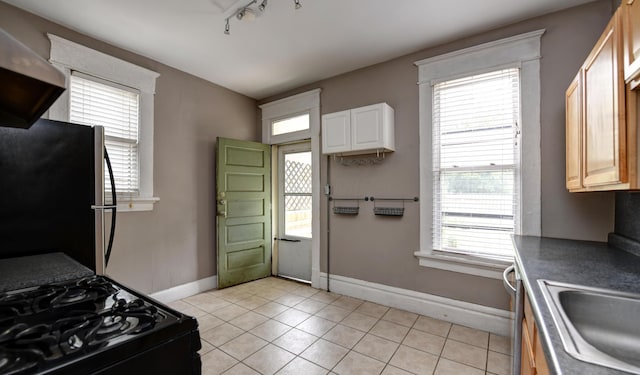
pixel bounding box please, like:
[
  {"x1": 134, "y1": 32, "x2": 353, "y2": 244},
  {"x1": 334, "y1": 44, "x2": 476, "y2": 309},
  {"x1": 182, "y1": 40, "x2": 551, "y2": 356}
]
[{"x1": 0, "y1": 118, "x2": 116, "y2": 275}]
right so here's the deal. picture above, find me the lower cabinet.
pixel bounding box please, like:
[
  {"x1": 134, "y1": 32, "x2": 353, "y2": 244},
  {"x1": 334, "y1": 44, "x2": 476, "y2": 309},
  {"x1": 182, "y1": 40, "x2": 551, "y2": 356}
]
[{"x1": 521, "y1": 291, "x2": 550, "y2": 375}]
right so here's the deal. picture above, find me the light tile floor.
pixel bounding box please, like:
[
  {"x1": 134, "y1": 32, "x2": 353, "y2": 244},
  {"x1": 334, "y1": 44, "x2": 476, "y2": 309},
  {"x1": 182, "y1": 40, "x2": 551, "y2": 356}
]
[{"x1": 168, "y1": 277, "x2": 512, "y2": 375}]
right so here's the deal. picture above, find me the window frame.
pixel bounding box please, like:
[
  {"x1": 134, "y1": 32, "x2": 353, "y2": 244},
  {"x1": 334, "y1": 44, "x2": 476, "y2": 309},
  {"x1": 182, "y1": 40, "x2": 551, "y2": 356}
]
[
  {"x1": 414, "y1": 30, "x2": 544, "y2": 279},
  {"x1": 47, "y1": 34, "x2": 160, "y2": 212}
]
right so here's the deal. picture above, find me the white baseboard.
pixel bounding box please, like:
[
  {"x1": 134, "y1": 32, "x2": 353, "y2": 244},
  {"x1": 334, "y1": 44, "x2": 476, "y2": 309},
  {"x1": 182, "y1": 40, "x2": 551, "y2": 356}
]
[
  {"x1": 149, "y1": 276, "x2": 217, "y2": 303},
  {"x1": 320, "y1": 273, "x2": 512, "y2": 336}
]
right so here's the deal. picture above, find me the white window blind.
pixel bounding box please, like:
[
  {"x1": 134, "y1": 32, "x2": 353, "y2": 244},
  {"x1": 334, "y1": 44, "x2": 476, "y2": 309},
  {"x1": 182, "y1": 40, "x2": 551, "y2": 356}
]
[
  {"x1": 69, "y1": 72, "x2": 140, "y2": 196},
  {"x1": 432, "y1": 68, "x2": 520, "y2": 261}
]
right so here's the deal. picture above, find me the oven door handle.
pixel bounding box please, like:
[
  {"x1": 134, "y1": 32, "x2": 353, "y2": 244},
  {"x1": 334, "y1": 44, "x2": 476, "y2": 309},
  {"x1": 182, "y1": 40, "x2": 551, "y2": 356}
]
[{"x1": 502, "y1": 264, "x2": 516, "y2": 295}]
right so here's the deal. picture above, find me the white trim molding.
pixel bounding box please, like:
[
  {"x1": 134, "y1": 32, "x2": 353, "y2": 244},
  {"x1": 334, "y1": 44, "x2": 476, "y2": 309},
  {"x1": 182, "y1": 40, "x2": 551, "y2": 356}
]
[
  {"x1": 259, "y1": 89, "x2": 322, "y2": 289},
  {"x1": 149, "y1": 275, "x2": 218, "y2": 303},
  {"x1": 260, "y1": 89, "x2": 321, "y2": 145},
  {"x1": 412, "y1": 251, "x2": 510, "y2": 280},
  {"x1": 320, "y1": 273, "x2": 512, "y2": 336},
  {"x1": 414, "y1": 30, "x2": 544, "y2": 275},
  {"x1": 46, "y1": 34, "x2": 160, "y2": 212}
]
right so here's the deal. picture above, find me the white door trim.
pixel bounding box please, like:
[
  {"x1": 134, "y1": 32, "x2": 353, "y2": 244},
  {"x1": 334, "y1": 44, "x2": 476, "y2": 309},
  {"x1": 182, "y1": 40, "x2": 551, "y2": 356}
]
[
  {"x1": 259, "y1": 89, "x2": 322, "y2": 288},
  {"x1": 277, "y1": 142, "x2": 312, "y2": 281}
]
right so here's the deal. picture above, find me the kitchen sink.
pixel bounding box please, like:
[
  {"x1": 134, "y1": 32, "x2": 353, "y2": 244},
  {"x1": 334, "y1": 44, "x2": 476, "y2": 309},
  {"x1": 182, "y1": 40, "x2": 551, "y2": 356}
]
[{"x1": 538, "y1": 280, "x2": 640, "y2": 374}]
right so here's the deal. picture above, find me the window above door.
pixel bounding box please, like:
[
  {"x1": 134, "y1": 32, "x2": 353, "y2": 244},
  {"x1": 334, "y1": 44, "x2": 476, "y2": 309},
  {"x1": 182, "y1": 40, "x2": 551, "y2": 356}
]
[{"x1": 260, "y1": 89, "x2": 320, "y2": 144}]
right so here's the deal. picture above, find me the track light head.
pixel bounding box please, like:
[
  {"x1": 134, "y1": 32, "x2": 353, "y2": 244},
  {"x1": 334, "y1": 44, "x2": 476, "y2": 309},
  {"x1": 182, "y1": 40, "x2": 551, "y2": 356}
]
[{"x1": 222, "y1": 0, "x2": 302, "y2": 35}]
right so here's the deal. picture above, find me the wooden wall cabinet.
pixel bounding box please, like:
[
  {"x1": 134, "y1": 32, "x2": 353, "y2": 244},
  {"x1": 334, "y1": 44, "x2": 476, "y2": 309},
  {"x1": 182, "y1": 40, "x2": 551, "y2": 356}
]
[
  {"x1": 623, "y1": 0, "x2": 640, "y2": 85},
  {"x1": 566, "y1": 73, "x2": 583, "y2": 190},
  {"x1": 566, "y1": 7, "x2": 639, "y2": 192},
  {"x1": 521, "y1": 291, "x2": 550, "y2": 375},
  {"x1": 322, "y1": 103, "x2": 395, "y2": 155}
]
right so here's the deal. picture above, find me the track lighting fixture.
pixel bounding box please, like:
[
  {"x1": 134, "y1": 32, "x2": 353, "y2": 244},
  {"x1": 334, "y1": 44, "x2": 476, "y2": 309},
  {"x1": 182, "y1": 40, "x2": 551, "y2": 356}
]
[{"x1": 223, "y1": 0, "x2": 302, "y2": 35}]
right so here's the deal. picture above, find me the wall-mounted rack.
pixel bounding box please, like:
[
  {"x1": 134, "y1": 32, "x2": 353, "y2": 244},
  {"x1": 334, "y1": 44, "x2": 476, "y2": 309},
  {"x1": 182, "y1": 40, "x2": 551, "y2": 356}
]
[
  {"x1": 368, "y1": 196, "x2": 419, "y2": 217},
  {"x1": 328, "y1": 196, "x2": 367, "y2": 215},
  {"x1": 332, "y1": 152, "x2": 386, "y2": 166},
  {"x1": 368, "y1": 196, "x2": 419, "y2": 202},
  {"x1": 328, "y1": 196, "x2": 419, "y2": 216},
  {"x1": 328, "y1": 196, "x2": 369, "y2": 201}
]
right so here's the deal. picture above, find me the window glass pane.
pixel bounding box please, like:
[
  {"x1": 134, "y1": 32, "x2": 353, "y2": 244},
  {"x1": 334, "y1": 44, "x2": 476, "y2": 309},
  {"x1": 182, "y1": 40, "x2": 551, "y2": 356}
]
[
  {"x1": 284, "y1": 196, "x2": 312, "y2": 238},
  {"x1": 69, "y1": 73, "x2": 140, "y2": 195},
  {"x1": 272, "y1": 113, "x2": 309, "y2": 136},
  {"x1": 432, "y1": 68, "x2": 519, "y2": 261},
  {"x1": 284, "y1": 152, "x2": 312, "y2": 194},
  {"x1": 284, "y1": 151, "x2": 312, "y2": 238}
]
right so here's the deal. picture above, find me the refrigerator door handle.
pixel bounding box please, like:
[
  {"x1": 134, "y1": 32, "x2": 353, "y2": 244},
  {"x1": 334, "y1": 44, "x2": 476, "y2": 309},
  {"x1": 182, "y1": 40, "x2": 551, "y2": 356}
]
[
  {"x1": 103, "y1": 146, "x2": 117, "y2": 268},
  {"x1": 92, "y1": 205, "x2": 117, "y2": 209}
]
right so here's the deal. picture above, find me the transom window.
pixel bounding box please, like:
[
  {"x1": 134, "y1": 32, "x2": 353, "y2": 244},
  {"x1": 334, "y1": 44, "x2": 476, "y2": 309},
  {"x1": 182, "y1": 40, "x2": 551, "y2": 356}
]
[
  {"x1": 432, "y1": 68, "x2": 520, "y2": 261},
  {"x1": 272, "y1": 113, "x2": 310, "y2": 136}
]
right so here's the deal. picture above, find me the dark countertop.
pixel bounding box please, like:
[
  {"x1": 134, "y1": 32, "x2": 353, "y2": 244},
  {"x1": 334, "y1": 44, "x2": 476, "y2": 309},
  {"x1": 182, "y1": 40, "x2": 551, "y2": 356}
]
[
  {"x1": 0, "y1": 252, "x2": 94, "y2": 293},
  {"x1": 513, "y1": 235, "x2": 640, "y2": 375}
]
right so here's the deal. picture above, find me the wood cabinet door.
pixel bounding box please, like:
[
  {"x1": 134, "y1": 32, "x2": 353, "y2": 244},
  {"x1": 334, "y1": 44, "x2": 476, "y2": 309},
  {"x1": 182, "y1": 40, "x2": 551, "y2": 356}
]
[
  {"x1": 534, "y1": 330, "x2": 551, "y2": 375},
  {"x1": 521, "y1": 320, "x2": 536, "y2": 375},
  {"x1": 624, "y1": 0, "x2": 640, "y2": 84},
  {"x1": 583, "y1": 11, "x2": 627, "y2": 187},
  {"x1": 566, "y1": 72, "x2": 583, "y2": 190}
]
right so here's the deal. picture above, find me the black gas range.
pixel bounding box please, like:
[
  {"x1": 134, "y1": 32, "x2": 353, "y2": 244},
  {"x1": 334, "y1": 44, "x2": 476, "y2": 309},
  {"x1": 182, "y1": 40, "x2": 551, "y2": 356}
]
[{"x1": 0, "y1": 273, "x2": 201, "y2": 375}]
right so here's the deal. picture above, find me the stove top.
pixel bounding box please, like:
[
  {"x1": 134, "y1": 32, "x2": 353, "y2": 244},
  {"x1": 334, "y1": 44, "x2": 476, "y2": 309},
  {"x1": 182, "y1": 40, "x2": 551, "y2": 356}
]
[{"x1": 0, "y1": 275, "x2": 189, "y2": 375}]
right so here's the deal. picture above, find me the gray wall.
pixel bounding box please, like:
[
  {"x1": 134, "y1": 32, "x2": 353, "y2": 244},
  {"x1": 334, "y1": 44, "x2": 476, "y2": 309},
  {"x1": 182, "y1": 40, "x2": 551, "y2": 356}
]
[
  {"x1": 262, "y1": 0, "x2": 616, "y2": 309},
  {"x1": 0, "y1": 2, "x2": 259, "y2": 293}
]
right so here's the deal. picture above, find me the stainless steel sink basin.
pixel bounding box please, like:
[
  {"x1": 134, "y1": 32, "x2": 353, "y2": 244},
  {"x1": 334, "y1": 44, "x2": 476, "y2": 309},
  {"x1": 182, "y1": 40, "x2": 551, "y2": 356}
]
[{"x1": 538, "y1": 280, "x2": 640, "y2": 373}]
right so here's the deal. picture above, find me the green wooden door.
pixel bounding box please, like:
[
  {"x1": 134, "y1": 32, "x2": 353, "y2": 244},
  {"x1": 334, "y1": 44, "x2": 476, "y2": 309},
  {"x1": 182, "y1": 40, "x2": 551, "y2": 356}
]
[{"x1": 216, "y1": 137, "x2": 272, "y2": 288}]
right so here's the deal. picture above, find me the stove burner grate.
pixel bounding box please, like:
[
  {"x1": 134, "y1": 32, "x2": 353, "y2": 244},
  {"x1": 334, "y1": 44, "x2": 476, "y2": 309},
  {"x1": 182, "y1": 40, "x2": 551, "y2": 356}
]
[
  {"x1": 0, "y1": 276, "x2": 172, "y2": 374},
  {"x1": 0, "y1": 349, "x2": 42, "y2": 375}
]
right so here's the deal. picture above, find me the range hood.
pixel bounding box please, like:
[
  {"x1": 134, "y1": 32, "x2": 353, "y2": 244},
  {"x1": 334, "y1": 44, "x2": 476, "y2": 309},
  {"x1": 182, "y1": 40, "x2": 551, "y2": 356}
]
[{"x1": 0, "y1": 28, "x2": 65, "y2": 129}]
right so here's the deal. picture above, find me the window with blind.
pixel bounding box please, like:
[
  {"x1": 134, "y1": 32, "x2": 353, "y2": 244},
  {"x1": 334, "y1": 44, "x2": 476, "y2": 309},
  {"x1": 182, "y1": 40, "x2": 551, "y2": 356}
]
[
  {"x1": 432, "y1": 68, "x2": 520, "y2": 261},
  {"x1": 69, "y1": 73, "x2": 141, "y2": 196}
]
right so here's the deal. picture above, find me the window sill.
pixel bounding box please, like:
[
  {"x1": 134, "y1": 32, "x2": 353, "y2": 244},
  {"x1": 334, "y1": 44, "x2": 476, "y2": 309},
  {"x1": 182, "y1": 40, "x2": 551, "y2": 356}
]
[
  {"x1": 413, "y1": 250, "x2": 510, "y2": 279},
  {"x1": 112, "y1": 196, "x2": 160, "y2": 212}
]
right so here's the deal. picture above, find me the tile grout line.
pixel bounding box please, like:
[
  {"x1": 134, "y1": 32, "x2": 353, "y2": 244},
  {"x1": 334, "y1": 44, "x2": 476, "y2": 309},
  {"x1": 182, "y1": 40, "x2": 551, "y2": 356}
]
[
  {"x1": 429, "y1": 320, "x2": 453, "y2": 375},
  {"x1": 190, "y1": 278, "x2": 507, "y2": 375}
]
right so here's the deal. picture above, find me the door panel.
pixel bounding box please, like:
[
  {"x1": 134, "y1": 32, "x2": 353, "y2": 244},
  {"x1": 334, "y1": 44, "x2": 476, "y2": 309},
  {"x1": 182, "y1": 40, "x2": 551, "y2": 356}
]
[
  {"x1": 217, "y1": 137, "x2": 271, "y2": 288},
  {"x1": 277, "y1": 142, "x2": 312, "y2": 282}
]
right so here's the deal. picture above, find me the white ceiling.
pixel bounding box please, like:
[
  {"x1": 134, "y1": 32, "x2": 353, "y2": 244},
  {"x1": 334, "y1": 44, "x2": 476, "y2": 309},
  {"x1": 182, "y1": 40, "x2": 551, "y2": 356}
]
[{"x1": 3, "y1": 0, "x2": 595, "y2": 99}]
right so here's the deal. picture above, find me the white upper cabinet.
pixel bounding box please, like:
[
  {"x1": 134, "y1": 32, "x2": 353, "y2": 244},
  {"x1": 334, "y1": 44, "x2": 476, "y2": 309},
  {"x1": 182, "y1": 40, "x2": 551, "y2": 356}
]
[
  {"x1": 322, "y1": 103, "x2": 395, "y2": 155},
  {"x1": 322, "y1": 110, "x2": 351, "y2": 154}
]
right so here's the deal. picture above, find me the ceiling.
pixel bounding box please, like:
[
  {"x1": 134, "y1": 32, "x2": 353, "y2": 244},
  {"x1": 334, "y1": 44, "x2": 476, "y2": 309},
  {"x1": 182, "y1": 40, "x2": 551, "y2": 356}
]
[{"x1": 3, "y1": 0, "x2": 596, "y2": 99}]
